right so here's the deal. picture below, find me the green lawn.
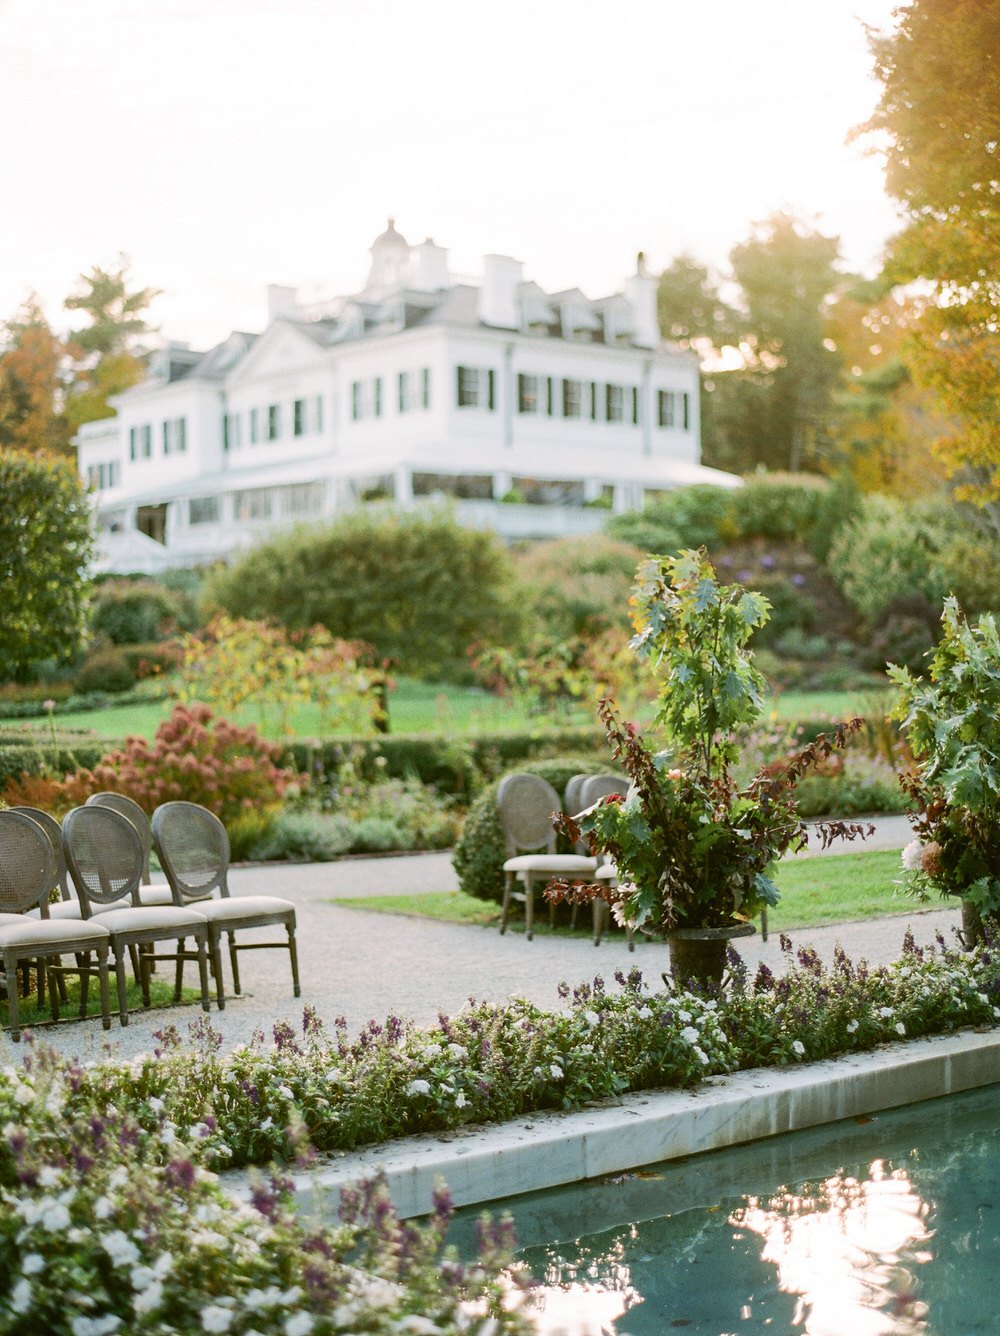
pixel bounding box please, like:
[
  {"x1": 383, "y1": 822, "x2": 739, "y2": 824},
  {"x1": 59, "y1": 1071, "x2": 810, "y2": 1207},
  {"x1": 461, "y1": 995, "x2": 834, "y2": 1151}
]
[
  {"x1": 42, "y1": 680, "x2": 891, "y2": 746},
  {"x1": 1, "y1": 976, "x2": 201, "y2": 1034},
  {"x1": 330, "y1": 848, "x2": 920, "y2": 936},
  {"x1": 46, "y1": 677, "x2": 589, "y2": 742}
]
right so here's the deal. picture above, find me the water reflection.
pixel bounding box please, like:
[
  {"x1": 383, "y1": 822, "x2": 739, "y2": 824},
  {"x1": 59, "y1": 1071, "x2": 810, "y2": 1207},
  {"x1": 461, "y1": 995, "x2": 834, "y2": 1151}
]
[
  {"x1": 732, "y1": 1161, "x2": 933, "y2": 1333},
  {"x1": 486, "y1": 1088, "x2": 1000, "y2": 1335},
  {"x1": 524, "y1": 1160, "x2": 936, "y2": 1334}
]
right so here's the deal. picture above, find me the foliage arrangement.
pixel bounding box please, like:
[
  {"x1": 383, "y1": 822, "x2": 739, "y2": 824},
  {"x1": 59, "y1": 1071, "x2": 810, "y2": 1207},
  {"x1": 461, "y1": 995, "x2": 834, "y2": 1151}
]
[
  {"x1": 202, "y1": 510, "x2": 522, "y2": 682},
  {"x1": 89, "y1": 577, "x2": 195, "y2": 645},
  {"x1": 548, "y1": 551, "x2": 869, "y2": 933},
  {"x1": 0, "y1": 1043, "x2": 531, "y2": 1336},
  {"x1": 0, "y1": 451, "x2": 94, "y2": 683},
  {"x1": 470, "y1": 628, "x2": 642, "y2": 719},
  {"x1": 174, "y1": 614, "x2": 386, "y2": 737},
  {"x1": 892, "y1": 598, "x2": 1000, "y2": 920}
]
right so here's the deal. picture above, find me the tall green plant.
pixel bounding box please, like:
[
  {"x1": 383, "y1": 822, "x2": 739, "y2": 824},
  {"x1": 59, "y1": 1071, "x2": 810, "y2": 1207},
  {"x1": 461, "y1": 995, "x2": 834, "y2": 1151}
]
[
  {"x1": 630, "y1": 550, "x2": 769, "y2": 777},
  {"x1": 892, "y1": 598, "x2": 1000, "y2": 917}
]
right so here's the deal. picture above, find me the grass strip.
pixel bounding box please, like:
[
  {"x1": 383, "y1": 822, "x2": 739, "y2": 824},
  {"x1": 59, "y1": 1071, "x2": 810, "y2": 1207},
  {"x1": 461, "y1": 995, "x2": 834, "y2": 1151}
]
[
  {"x1": 1, "y1": 976, "x2": 202, "y2": 1033},
  {"x1": 330, "y1": 848, "x2": 925, "y2": 936}
]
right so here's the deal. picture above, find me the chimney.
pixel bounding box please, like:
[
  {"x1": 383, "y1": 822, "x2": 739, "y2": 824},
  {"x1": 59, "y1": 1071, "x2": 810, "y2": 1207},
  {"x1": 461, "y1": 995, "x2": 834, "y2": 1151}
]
[
  {"x1": 410, "y1": 238, "x2": 450, "y2": 292},
  {"x1": 267, "y1": 284, "x2": 298, "y2": 321},
  {"x1": 478, "y1": 254, "x2": 523, "y2": 329},
  {"x1": 623, "y1": 252, "x2": 658, "y2": 349}
]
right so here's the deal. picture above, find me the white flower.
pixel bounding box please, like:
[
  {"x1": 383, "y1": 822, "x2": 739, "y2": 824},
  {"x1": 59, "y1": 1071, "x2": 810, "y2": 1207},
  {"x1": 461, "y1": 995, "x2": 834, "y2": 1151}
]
[
  {"x1": 94, "y1": 1196, "x2": 114, "y2": 1220},
  {"x1": 901, "y1": 839, "x2": 924, "y2": 872},
  {"x1": 38, "y1": 1165, "x2": 61, "y2": 1188},
  {"x1": 134, "y1": 1280, "x2": 163, "y2": 1315},
  {"x1": 11, "y1": 1278, "x2": 32, "y2": 1314},
  {"x1": 680, "y1": 1026, "x2": 699, "y2": 1044},
  {"x1": 284, "y1": 1314, "x2": 314, "y2": 1336},
  {"x1": 201, "y1": 1305, "x2": 233, "y2": 1333},
  {"x1": 148, "y1": 1096, "x2": 165, "y2": 1114},
  {"x1": 103, "y1": 1231, "x2": 140, "y2": 1268},
  {"x1": 896, "y1": 1022, "x2": 906, "y2": 1036},
  {"x1": 583, "y1": 1010, "x2": 600, "y2": 1028},
  {"x1": 846, "y1": 1019, "x2": 859, "y2": 1034},
  {"x1": 792, "y1": 1040, "x2": 806, "y2": 1057},
  {"x1": 550, "y1": 1064, "x2": 563, "y2": 1081},
  {"x1": 677, "y1": 1009, "x2": 692, "y2": 1023},
  {"x1": 407, "y1": 1079, "x2": 431, "y2": 1097},
  {"x1": 396, "y1": 1318, "x2": 442, "y2": 1335},
  {"x1": 878, "y1": 1007, "x2": 893, "y2": 1018},
  {"x1": 636, "y1": 1006, "x2": 652, "y2": 1020},
  {"x1": 447, "y1": 1044, "x2": 468, "y2": 1060},
  {"x1": 71, "y1": 1318, "x2": 121, "y2": 1336},
  {"x1": 694, "y1": 1047, "x2": 710, "y2": 1065},
  {"x1": 21, "y1": 1253, "x2": 44, "y2": 1276},
  {"x1": 260, "y1": 1117, "x2": 274, "y2": 1131},
  {"x1": 13, "y1": 1084, "x2": 34, "y2": 1107},
  {"x1": 455, "y1": 1091, "x2": 468, "y2": 1108},
  {"x1": 277, "y1": 1085, "x2": 293, "y2": 1100}
]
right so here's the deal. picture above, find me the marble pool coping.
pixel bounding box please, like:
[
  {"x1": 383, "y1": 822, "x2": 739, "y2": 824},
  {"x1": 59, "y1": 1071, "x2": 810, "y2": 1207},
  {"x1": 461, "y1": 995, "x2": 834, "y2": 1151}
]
[{"x1": 227, "y1": 1028, "x2": 1000, "y2": 1220}]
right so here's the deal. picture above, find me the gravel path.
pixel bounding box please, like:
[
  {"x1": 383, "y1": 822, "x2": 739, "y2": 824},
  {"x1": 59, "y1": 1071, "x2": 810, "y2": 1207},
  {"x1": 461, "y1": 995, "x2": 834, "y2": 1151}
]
[{"x1": 3, "y1": 814, "x2": 959, "y2": 1064}]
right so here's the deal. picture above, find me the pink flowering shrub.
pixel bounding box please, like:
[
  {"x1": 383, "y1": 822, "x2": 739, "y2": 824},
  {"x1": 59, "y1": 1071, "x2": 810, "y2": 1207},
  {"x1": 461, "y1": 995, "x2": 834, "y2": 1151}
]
[{"x1": 69, "y1": 702, "x2": 300, "y2": 827}]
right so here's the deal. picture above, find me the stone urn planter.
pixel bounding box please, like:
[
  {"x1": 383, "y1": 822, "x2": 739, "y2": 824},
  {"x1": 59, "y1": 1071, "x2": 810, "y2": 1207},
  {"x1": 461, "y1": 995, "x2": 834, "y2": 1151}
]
[{"x1": 665, "y1": 922, "x2": 756, "y2": 990}]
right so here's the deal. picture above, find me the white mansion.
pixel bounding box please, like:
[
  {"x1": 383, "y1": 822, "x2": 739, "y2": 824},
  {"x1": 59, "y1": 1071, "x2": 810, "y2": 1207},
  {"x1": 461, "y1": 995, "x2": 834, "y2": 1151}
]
[{"x1": 77, "y1": 221, "x2": 738, "y2": 572}]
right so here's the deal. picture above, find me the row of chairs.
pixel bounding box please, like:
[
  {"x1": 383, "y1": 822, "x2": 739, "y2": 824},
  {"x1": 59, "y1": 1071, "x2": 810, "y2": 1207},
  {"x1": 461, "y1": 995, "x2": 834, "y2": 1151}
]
[
  {"x1": 0, "y1": 795, "x2": 299, "y2": 1041},
  {"x1": 497, "y1": 772, "x2": 632, "y2": 948}
]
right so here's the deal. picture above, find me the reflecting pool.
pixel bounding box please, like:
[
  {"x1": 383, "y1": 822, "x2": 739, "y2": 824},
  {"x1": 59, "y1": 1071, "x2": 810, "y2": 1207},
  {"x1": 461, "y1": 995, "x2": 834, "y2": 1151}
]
[{"x1": 452, "y1": 1084, "x2": 1000, "y2": 1335}]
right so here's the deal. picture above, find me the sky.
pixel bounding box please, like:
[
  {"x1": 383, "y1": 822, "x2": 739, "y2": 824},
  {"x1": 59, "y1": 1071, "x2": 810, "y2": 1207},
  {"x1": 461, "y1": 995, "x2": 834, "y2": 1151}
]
[{"x1": 0, "y1": 0, "x2": 904, "y2": 352}]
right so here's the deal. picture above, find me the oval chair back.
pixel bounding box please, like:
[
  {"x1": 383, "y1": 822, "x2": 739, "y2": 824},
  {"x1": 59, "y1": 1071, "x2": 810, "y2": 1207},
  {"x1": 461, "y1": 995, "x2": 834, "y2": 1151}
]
[
  {"x1": 86, "y1": 792, "x2": 154, "y2": 883},
  {"x1": 496, "y1": 774, "x2": 561, "y2": 857},
  {"x1": 9, "y1": 806, "x2": 70, "y2": 901},
  {"x1": 578, "y1": 774, "x2": 626, "y2": 810},
  {"x1": 563, "y1": 774, "x2": 589, "y2": 820},
  {"x1": 62, "y1": 806, "x2": 144, "y2": 916},
  {"x1": 0, "y1": 810, "x2": 56, "y2": 916},
  {"x1": 152, "y1": 802, "x2": 230, "y2": 904}
]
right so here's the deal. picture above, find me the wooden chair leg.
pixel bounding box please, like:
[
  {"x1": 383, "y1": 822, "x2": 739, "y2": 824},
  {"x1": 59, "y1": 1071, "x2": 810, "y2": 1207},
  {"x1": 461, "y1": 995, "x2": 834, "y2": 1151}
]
[
  {"x1": 174, "y1": 938, "x2": 185, "y2": 1002},
  {"x1": 500, "y1": 872, "x2": 514, "y2": 934},
  {"x1": 96, "y1": 948, "x2": 112, "y2": 1031},
  {"x1": 524, "y1": 874, "x2": 535, "y2": 941},
  {"x1": 195, "y1": 935, "x2": 211, "y2": 1012},
  {"x1": 228, "y1": 931, "x2": 241, "y2": 995},
  {"x1": 78, "y1": 952, "x2": 91, "y2": 1018},
  {"x1": 5, "y1": 957, "x2": 21, "y2": 1041},
  {"x1": 114, "y1": 950, "x2": 129, "y2": 1026},
  {"x1": 287, "y1": 923, "x2": 300, "y2": 998},
  {"x1": 208, "y1": 929, "x2": 225, "y2": 1010}
]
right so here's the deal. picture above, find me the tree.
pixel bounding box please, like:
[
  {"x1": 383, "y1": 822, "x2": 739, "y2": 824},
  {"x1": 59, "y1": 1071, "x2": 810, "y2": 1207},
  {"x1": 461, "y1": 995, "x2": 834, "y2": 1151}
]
[
  {"x1": 0, "y1": 296, "x2": 70, "y2": 455},
  {"x1": 861, "y1": 0, "x2": 1000, "y2": 502},
  {"x1": 64, "y1": 256, "x2": 160, "y2": 430},
  {"x1": 727, "y1": 213, "x2": 844, "y2": 472},
  {"x1": 657, "y1": 254, "x2": 736, "y2": 351},
  {"x1": 201, "y1": 508, "x2": 523, "y2": 681},
  {"x1": 0, "y1": 451, "x2": 94, "y2": 681}
]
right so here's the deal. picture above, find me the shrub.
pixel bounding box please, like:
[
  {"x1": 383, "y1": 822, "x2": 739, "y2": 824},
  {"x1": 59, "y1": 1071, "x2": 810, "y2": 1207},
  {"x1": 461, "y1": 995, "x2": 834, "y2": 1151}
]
[
  {"x1": 726, "y1": 471, "x2": 858, "y2": 559},
  {"x1": 72, "y1": 645, "x2": 138, "y2": 694},
  {"x1": 510, "y1": 534, "x2": 643, "y2": 642},
  {"x1": 89, "y1": 576, "x2": 193, "y2": 644},
  {"x1": 247, "y1": 809, "x2": 356, "y2": 861},
  {"x1": 606, "y1": 483, "x2": 733, "y2": 553},
  {"x1": 287, "y1": 726, "x2": 608, "y2": 799},
  {"x1": 62, "y1": 702, "x2": 300, "y2": 828},
  {"x1": 827, "y1": 494, "x2": 952, "y2": 623},
  {"x1": 452, "y1": 755, "x2": 616, "y2": 902},
  {"x1": 201, "y1": 508, "x2": 523, "y2": 681}
]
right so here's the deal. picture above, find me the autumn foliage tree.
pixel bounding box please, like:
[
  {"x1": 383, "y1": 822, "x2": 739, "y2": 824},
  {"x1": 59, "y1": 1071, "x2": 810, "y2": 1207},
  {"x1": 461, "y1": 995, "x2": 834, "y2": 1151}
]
[
  {"x1": 0, "y1": 296, "x2": 70, "y2": 455},
  {"x1": 861, "y1": 0, "x2": 1000, "y2": 503}
]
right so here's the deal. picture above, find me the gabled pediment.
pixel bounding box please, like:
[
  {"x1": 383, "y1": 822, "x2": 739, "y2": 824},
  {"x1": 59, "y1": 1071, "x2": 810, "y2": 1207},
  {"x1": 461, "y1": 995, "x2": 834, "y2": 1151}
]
[{"x1": 227, "y1": 318, "x2": 332, "y2": 386}]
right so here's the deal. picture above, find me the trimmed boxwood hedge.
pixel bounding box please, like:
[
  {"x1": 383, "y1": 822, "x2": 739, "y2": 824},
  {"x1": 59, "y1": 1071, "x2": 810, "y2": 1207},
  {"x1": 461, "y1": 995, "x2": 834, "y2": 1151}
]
[
  {"x1": 452, "y1": 755, "x2": 618, "y2": 903},
  {"x1": 0, "y1": 737, "x2": 110, "y2": 788},
  {"x1": 286, "y1": 725, "x2": 607, "y2": 798}
]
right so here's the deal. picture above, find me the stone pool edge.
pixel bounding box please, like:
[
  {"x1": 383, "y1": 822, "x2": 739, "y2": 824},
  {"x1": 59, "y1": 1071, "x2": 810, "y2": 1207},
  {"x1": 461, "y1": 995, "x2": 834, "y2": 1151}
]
[{"x1": 227, "y1": 1028, "x2": 1000, "y2": 1219}]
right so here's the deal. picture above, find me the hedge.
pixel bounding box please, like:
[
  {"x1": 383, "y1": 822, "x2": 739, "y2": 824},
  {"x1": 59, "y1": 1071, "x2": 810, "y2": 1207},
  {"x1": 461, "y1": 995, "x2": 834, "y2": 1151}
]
[
  {"x1": 0, "y1": 738, "x2": 110, "y2": 788},
  {"x1": 286, "y1": 725, "x2": 607, "y2": 797}
]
